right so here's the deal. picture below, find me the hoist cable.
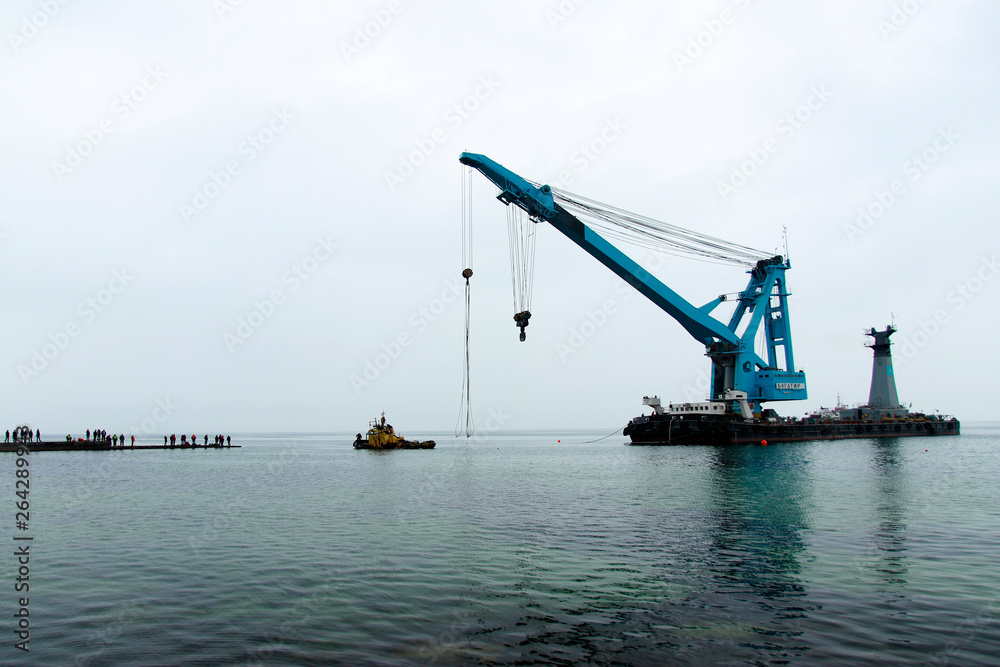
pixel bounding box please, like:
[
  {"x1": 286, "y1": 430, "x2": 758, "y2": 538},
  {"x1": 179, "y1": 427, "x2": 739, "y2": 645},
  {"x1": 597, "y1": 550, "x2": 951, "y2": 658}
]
[
  {"x1": 507, "y1": 205, "x2": 535, "y2": 313},
  {"x1": 456, "y1": 166, "x2": 474, "y2": 438},
  {"x1": 506, "y1": 199, "x2": 536, "y2": 341}
]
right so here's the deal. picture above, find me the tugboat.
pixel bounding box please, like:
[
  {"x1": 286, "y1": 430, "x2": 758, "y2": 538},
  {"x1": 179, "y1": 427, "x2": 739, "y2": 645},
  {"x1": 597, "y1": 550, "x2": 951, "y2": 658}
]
[{"x1": 353, "y1": 413, "x2": 436, "y2": 450}]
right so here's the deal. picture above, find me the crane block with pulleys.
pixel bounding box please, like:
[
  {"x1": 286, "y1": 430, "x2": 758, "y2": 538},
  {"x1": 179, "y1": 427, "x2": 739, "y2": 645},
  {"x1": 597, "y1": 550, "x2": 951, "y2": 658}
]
[{"x1": 513, "y1": 310, "x2": 531, "y2": 341}]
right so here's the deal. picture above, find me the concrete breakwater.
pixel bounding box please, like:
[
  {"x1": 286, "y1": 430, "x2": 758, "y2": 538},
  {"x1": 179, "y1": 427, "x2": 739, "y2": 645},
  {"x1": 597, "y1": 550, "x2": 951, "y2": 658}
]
[{"x1": 1, "y1": 442, "x2": 239, "y2": 453}]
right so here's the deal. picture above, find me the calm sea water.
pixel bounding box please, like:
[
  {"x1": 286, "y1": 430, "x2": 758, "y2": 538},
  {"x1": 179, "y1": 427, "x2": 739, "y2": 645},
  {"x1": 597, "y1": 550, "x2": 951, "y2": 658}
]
[{"x1": 4, "y1": 425, "x2": 999, "y2": 666}]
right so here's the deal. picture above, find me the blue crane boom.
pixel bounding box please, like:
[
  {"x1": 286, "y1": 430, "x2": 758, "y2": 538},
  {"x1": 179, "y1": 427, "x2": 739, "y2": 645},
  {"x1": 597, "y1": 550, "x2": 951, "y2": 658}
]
[{"x1": 459, "y1": 152, "x2": 807, "y2": 408}]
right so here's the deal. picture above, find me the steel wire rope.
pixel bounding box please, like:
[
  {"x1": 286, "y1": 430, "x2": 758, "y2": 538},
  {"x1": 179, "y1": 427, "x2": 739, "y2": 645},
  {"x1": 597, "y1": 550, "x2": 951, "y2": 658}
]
[
  {"x1": 552, "y1": 186, "x2": 765, "y2": 258},
  {"x1": 561, "y1": 197, "x2": 761, "y2": 264},
  {"x1": 456, "y1": 166, "x2": 475, "y2": 438},
  {"x1": 532, "y1": 183, "x2": 771, "y2": 266},
  {"x1": 506, "y1": 199, "x2": 536, "y2": 340}
]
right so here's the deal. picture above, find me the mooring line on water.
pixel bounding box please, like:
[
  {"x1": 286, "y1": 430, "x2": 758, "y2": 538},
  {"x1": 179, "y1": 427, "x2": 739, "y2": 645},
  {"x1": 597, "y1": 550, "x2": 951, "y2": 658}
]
[{"x1": 564, "y1": 428, "x2": 625, "y2": 445}]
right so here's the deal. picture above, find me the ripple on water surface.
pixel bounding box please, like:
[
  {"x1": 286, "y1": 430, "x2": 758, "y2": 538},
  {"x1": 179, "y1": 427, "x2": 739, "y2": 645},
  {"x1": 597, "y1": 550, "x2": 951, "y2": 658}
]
[{"x1": 21, "y1": 431, "x2": 1000, "y2": 665}]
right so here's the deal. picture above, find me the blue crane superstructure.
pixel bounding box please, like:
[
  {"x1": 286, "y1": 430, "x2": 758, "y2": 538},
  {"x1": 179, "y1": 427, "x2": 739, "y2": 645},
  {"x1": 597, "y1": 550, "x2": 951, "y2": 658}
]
[{"x1": 459, "y1": 152, "x2": 807, "y2": 416}]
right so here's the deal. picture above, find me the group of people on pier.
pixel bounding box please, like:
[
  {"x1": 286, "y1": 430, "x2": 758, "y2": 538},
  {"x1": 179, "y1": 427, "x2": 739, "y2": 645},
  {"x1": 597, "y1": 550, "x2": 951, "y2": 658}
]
[
  {"x1": 6, "y1": 426, "x2": 234, "y2": 449},
  {"x1": 5, "y1": 427, "x2": 39, "y2": 443},
  {"x1": 164, "y1": 434, "x2": 232, "y2": 447},
  {"x1": 86, "y1": 429, "x2": 133, "y2": 447}
]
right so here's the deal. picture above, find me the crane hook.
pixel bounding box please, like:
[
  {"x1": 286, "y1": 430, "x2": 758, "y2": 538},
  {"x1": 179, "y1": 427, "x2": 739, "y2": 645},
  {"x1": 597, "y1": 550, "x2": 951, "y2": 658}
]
[{"x1": 513, "y1": 310, "x2": 531, "y2": 342}]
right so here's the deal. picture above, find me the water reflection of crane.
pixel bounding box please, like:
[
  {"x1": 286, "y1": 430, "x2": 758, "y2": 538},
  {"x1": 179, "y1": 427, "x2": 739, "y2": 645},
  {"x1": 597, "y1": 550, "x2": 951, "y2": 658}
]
[{"x1": 704, "y1": 444, "x2": 813, "y2": 632}]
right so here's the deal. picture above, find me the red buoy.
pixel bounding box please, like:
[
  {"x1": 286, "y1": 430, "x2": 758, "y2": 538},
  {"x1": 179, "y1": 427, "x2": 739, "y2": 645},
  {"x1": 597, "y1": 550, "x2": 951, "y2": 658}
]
[{"x1": 761, "y1": 440, "x2": 767, "y2": 446}]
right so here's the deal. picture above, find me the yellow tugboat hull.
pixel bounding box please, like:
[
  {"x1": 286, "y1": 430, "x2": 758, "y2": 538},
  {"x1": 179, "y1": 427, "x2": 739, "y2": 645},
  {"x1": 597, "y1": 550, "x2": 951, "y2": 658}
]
[{"x1": 352, "y1": 438, "x2": 436, "y2": 450}]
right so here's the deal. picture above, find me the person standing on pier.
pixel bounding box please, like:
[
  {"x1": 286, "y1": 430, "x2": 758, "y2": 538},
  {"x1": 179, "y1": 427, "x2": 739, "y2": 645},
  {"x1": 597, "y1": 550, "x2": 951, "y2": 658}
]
[
  {"x1": 36, "y1": 429, "x2": 40, "y2": 442},
  {"x1": 87, "y1": 429, "x2": 91, "y2": 441},
  {"x1": 4, "y1": 430, "x2": 9, "y2": 443}
]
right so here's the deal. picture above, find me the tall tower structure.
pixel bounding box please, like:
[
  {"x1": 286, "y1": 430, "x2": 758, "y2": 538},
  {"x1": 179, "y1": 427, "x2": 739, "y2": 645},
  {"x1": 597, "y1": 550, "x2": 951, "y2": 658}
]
[{"x1": 866, "y1": 326, "x2": 902, "y2": 411}]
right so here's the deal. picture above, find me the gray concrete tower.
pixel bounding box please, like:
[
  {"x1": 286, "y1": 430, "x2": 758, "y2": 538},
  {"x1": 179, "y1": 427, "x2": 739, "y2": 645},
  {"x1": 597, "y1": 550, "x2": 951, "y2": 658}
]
[{"x1": 866, "y1": 326, "x2": 901, "y2": 409}]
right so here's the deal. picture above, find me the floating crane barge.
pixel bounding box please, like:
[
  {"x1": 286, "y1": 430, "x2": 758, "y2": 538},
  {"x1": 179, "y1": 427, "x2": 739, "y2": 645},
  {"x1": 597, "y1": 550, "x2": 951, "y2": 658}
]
[
  {"x1": 623, "y1": 325, "x2": 959, "y2": 444},
  {"x1": 459, "y1": 153, "x2": 959, "y2": 445}
]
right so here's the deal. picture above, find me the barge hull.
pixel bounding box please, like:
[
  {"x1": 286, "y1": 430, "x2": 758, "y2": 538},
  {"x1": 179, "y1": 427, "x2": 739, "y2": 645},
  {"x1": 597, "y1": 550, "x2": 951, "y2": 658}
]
[{"x1": 626, "y1": 417, "x2": 960, "y2": 446}]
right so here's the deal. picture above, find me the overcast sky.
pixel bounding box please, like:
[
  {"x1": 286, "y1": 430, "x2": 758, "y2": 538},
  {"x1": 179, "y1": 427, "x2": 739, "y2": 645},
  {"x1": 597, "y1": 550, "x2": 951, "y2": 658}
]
[{"x1": 2, "y1": 0, "x2": 997, "y2": 436}]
